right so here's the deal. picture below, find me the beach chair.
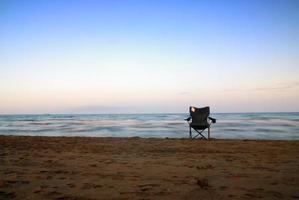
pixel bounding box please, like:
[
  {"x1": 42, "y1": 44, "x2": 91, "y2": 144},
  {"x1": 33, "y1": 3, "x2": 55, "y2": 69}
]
[{"x1": 185, "y1": 106, "x2": 216, "y2": 140}]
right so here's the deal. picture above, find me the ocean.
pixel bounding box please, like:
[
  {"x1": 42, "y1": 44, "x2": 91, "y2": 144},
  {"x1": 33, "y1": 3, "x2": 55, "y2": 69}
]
[{"x1": 0, "y1": 113, "x2": 298, "y2": 140}]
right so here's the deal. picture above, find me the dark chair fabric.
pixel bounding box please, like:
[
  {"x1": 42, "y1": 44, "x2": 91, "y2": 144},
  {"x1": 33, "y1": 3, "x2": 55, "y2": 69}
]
[{"x1": 189, "y1": 106, "x2": 210, "y2": 128}]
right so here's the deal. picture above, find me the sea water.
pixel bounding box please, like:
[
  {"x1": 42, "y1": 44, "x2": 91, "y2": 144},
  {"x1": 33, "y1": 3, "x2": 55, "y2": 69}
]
[{"x1": 0, "y1": 113, "x2": 298, "y2": 140}]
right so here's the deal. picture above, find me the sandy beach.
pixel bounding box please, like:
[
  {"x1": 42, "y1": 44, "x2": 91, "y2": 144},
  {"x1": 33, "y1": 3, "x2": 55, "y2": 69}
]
[{"x1": 0, "y1": 136, "x2": 298, "y2": 199}]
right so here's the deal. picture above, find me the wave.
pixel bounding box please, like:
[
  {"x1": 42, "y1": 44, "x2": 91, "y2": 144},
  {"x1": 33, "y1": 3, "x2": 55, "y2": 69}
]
[{"x1": 0, "y1": 113, "x2": 298, "y2": 140}]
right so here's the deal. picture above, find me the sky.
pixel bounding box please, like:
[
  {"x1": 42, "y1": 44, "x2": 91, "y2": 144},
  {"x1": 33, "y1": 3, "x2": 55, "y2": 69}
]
[{"x1": 0, "y1": 0, "x2": 299, "y2": 114}]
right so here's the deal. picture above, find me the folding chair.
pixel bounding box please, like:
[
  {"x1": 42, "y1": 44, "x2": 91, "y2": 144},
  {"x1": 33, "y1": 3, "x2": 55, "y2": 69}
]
[{"x1": 185, "y1": 106, "x2": 216, "y2": 140}]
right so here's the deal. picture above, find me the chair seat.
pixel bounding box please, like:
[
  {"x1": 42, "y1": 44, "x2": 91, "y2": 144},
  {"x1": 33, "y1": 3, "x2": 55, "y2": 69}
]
[{"x1": 190, "y1": 124, "x2": 209, "y2": 130}]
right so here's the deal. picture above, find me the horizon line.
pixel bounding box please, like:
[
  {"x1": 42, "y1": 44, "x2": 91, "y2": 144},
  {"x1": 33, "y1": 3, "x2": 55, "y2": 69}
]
[{"x1": 1, "y1": 111, "x2": 299, "y2": 115}]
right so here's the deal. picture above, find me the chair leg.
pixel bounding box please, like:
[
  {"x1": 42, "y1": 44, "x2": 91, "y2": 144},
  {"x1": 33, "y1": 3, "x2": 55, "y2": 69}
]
[
  {"x1": 208, "y1": 127, "x2": 210, "y2": 140},
  {"x1": 189, "y1": 125, "x2": 192, "y2": 139},
  {"x1": 192, "y1": 128, "x2": 207, "y2": 140}
]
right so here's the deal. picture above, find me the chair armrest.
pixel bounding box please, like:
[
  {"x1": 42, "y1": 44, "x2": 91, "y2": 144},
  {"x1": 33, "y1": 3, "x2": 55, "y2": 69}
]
[
  {"x1": 184, "y1": 116, "x2": 191, "y2": 121},
  {"x1": 208, "y1": 117, "x2": 216, "y2": 123}
]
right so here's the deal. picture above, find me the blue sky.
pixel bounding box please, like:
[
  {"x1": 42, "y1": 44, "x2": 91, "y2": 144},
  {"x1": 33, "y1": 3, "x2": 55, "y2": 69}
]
[{"x1": 0, "y1": 0, "x2": 299, "y2": 113}]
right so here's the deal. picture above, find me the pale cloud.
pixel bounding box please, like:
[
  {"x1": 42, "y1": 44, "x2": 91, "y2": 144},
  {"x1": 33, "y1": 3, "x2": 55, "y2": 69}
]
[{"x1": 223, "y1": 81, "x2": 299, "y2": 93}]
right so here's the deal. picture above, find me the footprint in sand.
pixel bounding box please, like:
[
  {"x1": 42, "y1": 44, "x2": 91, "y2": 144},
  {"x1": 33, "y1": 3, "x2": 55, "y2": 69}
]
[
  {"x1": 81, "y1": 183, "x2": 102, "y2": 189},
  {"x1": 138, "y1": 184, "x2": 160, "y2": 192},
  {"x1": 0, "y1": 191, "x2": 16, "y2": 199},
  {"x1": 196, "y1": 164, "x2": 214, "y2": 170},
  {"x1": 67, "y1": 183, "x2": 75, "y2": 188},
  {"x1": 47, "y1": 191, "x2": 62, "y2": 196},
  {"x1": 219, "y1": 186, "x2": 228, "y2": 190},
  {"x1": 34, "y1": 190, "x2": 41, "y2": 194}
]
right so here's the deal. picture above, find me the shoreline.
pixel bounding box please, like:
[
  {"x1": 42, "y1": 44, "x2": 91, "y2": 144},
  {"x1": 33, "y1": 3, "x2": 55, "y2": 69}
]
[
  {"x1": 1, "y1": 135, "x2": 299, "y2": 199},
  {"x1": 1, "y1": 134, "x2": 299, "y2": 141}
]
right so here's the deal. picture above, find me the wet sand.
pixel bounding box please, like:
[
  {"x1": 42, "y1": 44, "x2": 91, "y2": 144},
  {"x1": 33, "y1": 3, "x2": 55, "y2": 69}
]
[{"x1": 0, "y1": 136, "x2": 299, "y2": 199}]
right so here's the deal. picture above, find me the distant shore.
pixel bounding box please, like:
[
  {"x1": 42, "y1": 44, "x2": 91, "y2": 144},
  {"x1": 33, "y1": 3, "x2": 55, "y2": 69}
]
[{"x1": 1, "y1": 136, "x2": 299, "y2": 199}]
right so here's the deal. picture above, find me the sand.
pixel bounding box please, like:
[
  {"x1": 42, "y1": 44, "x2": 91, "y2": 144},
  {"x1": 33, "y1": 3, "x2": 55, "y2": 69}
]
[{"x1": 0, "y1": 136, "x2": 299, "y2": 200}]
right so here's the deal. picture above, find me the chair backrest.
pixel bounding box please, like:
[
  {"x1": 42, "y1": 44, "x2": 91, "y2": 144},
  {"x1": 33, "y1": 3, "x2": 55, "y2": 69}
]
[{"x1": 189, "y1": 106, "x2": 210, "y2": 126}]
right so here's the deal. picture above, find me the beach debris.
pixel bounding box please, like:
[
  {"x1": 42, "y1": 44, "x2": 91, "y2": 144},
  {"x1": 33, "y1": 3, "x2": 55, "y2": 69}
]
[{"x1": 196, "y1": 178, "x2": 209, "y2": 189}]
